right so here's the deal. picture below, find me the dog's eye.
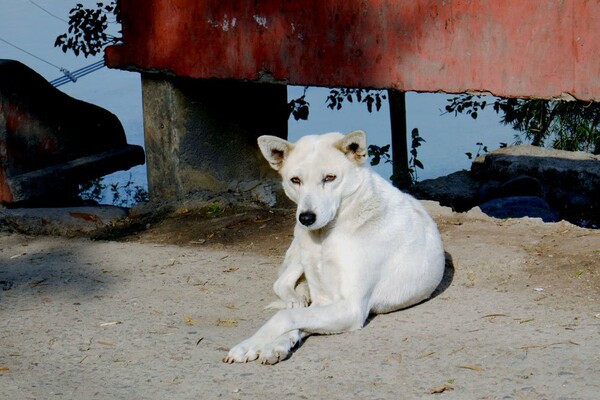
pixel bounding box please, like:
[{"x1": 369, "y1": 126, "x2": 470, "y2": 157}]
[
  {"x1": 290, "y1": 177, "x2": 302, "y2": 185},
  {"x1": 323, "y1": 174, "x2": 337, "y2": 183}
]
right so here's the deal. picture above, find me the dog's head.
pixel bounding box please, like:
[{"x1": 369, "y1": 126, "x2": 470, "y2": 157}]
[{"x1": 258, "y1": 130, "x2": 368, "y2": 230}]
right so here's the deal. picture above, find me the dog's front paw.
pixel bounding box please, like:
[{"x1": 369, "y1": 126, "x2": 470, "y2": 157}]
[
  {"x1": 258, "y1": 331, "x2": 303, "y2": 365},
  {"x1": 223, "y1": 339, "x2": 260, "y2": 364}
]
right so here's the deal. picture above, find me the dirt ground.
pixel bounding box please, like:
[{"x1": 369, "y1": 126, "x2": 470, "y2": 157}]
[{"x1": 1, "y1": 201, "x2": 599, "y2": 399}]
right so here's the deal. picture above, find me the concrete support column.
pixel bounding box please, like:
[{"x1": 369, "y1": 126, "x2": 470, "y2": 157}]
[{"x1": 141, "y1": 75, "x2": 288, "y2": 200}]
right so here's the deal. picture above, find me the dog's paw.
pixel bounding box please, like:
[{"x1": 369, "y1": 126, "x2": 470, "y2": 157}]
[
  {"x1": 222, "y1": 339, "x2": 260, "y2": 364},
  {"x1": 258, "y1": 344, "x2": 290, "y2": 365},
  {"x1": 258, "y1": 331, "x2": 303, "y2": 365}
]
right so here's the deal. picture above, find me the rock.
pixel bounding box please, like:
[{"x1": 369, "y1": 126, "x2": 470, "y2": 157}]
[
  {"x1": 479, "y1": 175, "x2": 545, "y2": 202},
  {"x1": 412, "y1": 145, "x2": 600, "y2": 227},
  {"x1": 410, "y1": 170, "x2": 480, "y2": 212},
  {"x1": 478, "y1": 196, "x2": 560, "y2": 222},
  {"x1": 473, "y1": 145, "x2": 600, "y2": 225}
]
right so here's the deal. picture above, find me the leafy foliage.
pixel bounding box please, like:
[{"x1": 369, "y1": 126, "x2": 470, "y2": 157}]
[
  {"x1": 79, "y1": 177, "x2": 106, "y2": 203},
  {"x1": 408, "y1": 128, "x2": 425, "y2": 182},
  {"x1": 326, "y1": 88, "x2": 387, "y2": 113},
  {"x1": 368, "y1": 144, "x2": 392, "y2": 167},
  {"x1": 445, "y1": 94, "x2": 600, "y2": 154},
  {"x1": 55, "y1": 1, "x2": 121, "y2": 57},
  {"x1": 79, "y1": 175, "x2": 148, "y2": 207},
  {"x1": 287, "y1": 87, "x2": 388, "y2": 121},
  {"x1": 465, "y1": 142, "x2": 488, "y2": 160},
  {"x1": 368, "y1": 128, "x2": 425, "y2": 185},
  {"x1": 288, "y1": 87, "x2": 310, "y2": 121},
  {"x1": 109, "y1": 174, "x2": 149, "y2": 207},
  {"x1": 465, "y1": 141, "x2": 508, "y2": 160}
]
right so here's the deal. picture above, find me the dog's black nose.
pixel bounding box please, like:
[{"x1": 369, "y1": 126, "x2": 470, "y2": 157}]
[{"x1": 299, "y1": 211, "x2": 316, "y2": 226}]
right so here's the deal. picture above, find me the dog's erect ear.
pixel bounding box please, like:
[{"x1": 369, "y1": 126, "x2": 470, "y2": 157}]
[
  {"x1": 257, "y1": 135, "x2": 294, "y2": 171},
  {"x1": 336, "y1": 130, "x2": 367, "y2": 164}
]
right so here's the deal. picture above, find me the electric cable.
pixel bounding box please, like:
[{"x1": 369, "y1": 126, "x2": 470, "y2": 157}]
[
  {"x1": 27, "y1": 0, "x2": 68, "y2": 23},
  {"x1": 0, "y1": 35, "x2": 106, "y2": 87},
  {"x1": 50, "y1": 60, "x2": 106, "y2": 87},
  {"x1": 0, "y1": 35, "x2": 63, "y2": 71}
]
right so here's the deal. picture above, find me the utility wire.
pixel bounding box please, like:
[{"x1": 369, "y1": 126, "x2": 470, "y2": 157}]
[
  {"x1": 0, "y1": 35, "x2": 106, "y2": 87},
  {"x1": 1, "y1": 4, "x2": 106, "y2": 87},
  {"x1": 0, "y1": 35, "x2": 63, "y2": 71},
  {"x1": 27, "y1": 0, "x2": 68, "y2": 23},
  {"x1": 50, "y1": 60, "x2": 106, "y2": 87}
]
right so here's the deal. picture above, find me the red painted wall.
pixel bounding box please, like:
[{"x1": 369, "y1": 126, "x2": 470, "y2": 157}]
[{"x1": 106, "y1": 0, "x2": 600, "y2": 101}]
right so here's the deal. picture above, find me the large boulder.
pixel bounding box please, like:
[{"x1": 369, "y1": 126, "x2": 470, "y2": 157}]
[
  {"x1": 472, "y1": 145, "x2": 599, "y2": 223},
  {"x1": 409, "y1": 170, "x2": 479, "y2": 212},
  {"x1": 412, "y1": 145, "x2": 600, "y2": 226}
]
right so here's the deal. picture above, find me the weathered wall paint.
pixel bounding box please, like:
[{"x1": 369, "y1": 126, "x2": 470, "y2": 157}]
[{"x1": 106, "y1": 0, "x2": 600, "y2": 101}]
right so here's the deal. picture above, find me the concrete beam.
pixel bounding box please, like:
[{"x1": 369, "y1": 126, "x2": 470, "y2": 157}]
[{"x1": 107, "y1": 0, "x2": 600, "y2": 101}]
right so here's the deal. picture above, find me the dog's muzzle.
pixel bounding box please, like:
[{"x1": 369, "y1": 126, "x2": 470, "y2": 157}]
[{"x1": 298, "y1": 211, "x2": 317, "y2": 227}]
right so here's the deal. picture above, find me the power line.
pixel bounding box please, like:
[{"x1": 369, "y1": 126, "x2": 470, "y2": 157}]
[
  {"x1": 28, "y1": 0, "x2": 68, "y2": 23},
  {"x1": 0, "y1": 35, "x2": 63, "y2": 71},
  {"x1": 1, "y1": 4, "x2": 106, "y2": 87},
  {"x1": 0, "y1": 35, "x2": 106, "y2": 87},
  {"x1": 50, "y1": 60, "x2": 106, "y2": 87}
]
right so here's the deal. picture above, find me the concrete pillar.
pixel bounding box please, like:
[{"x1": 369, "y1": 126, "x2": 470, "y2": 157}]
[{"x1": 140, "y1": 75, "x2": 288, "y2": 200}]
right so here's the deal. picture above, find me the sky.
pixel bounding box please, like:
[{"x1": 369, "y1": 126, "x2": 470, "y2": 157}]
[{"x1": 0, "y1": 0, "x2": 517, "y2": 201}]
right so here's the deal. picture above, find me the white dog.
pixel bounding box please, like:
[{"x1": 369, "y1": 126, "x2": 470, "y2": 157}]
[{"x1": 224, "y1": 130, "x2": 445, "y2": 364}]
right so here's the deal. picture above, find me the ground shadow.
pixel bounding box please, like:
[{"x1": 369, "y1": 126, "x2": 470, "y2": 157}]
[
  {"x1": 0, "y1": 240, "x2": 115, "y2": 306},
  {"x1": 431, "y1": 251, "x2": 455, "y2": 299}
]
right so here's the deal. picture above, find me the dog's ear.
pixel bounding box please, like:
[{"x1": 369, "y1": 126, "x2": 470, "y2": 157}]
[
  {"x1": 257, "y1": 135, "x2": 294, "y2": 171},
  {"x1": 336, "y1": 130, "x2": 367, "y2": 164}
]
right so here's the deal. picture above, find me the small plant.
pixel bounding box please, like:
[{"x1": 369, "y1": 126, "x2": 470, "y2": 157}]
[
  {"x1": 109, "y1": 175, "x2": 149, "y2": 207},
  {"x1": 207, "y1": 202, "x2": 224, "y2": 217},
  {"x1": 368, "y1": 128, "x2": 425, "y2": 185},
  {"x1": 367, "y1": 144, "x2": 392, "y2": 167},
  {"x1": 79, "y1": 178, "x2": 106, "y2": 203},
  {"x1": 465, "y1": 142, "x2": 489, "y2": 160},
  {"x1": 79, "y1": 174, "x2": 148, "y2": 207},
  {"x1": 465, "y1": 142, "x2": 508, "y2": 160},
  {"x1": 408, "y1": 128, "x2": 425, "y2": 182}
]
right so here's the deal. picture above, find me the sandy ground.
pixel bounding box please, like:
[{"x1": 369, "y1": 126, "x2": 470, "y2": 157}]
[{"x1": 1, "y1": 201, "x2": 599, "y2": 399}]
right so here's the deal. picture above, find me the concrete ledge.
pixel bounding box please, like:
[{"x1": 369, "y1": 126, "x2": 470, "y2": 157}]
[{"x1": 0, "y1": 206, "x2": 128, "y2": 236}]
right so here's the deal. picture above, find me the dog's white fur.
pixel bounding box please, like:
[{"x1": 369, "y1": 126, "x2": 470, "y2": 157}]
[{"x1": 224, "y1": 130, "x2": 445, "y2": 364}]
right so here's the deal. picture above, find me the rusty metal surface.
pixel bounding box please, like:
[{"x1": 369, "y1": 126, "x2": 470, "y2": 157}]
[{"x1": 106, "y1": 0, "x2": 600, "y2": 100}]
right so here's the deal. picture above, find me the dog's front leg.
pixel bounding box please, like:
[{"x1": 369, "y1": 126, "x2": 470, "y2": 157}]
[
  {"x1": 224, "y1": 300, "x2": 367, "y2": 364},
  {"x1": 268, "y1": 240, "x2": 309, "y2": 309}
]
